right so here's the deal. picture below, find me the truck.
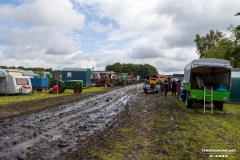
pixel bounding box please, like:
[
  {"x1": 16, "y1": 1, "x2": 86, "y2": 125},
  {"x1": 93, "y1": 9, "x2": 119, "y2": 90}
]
[
  {"x1": 143, "y1": 75, "x2": 161, "y2": 93},
  {"x1": 178, "y1": 58, "x2": 232, "y2": 111}
]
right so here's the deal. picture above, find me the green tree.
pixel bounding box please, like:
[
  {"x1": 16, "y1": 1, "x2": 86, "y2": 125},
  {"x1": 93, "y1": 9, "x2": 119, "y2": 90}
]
[
  {"x1": 227, "y1": 25, "x2": 240, "y2": 67},
  {"x1": 204, "y1": 39, "x2": 234, "y2": 59},
  {"x1": 235, "y1": 12, "x2": 240, "y2": 16},
  {"x1": 194, "y1": 12, "x2": 240, "y2": 68},
  {"x1": 105, "y1": 62, "x2": 158, "y2": 78},
  {"x1": 194, "y1": 30, "x2": 225, "y2": 58}
]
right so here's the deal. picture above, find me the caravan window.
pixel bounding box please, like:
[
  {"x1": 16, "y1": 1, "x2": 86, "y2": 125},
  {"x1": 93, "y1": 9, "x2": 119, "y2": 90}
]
[{"x1": 16, "y1": 78, "x2": 29, "y2": 85}]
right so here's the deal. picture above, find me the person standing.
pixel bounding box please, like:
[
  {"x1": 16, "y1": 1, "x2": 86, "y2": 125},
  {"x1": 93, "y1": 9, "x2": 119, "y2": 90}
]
[
  {"x1": 171, "y1": 79, "x2": 177, "y2": 96},
  {"x1": 164, "y1": 79, "x2": 169, "y2": 97}
]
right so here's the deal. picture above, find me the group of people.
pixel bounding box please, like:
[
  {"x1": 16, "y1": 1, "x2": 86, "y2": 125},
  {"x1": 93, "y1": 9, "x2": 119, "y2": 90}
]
[{"x1": 163, "y1": 79, "x2": 181, "y2": 97}]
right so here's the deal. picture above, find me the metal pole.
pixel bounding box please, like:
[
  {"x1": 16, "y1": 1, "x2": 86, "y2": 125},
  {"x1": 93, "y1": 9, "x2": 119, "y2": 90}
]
[
  {"x1": 57, "y1": 77, "x2": 58, "y2": 95},
  {"x1": 5, "y1": 76, "x2": 8, "y2": 96}
]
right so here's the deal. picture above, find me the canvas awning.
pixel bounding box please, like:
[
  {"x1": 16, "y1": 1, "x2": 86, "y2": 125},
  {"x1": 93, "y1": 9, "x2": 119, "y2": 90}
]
[{"x1": 184, "y1": 58, "x2": 232, "y2": 83}]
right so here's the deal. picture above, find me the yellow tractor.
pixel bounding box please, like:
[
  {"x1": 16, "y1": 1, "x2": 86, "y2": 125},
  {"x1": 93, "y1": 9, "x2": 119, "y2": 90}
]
[{"x1": 143, "y1": 75, "x2": 161, "y2": 93}]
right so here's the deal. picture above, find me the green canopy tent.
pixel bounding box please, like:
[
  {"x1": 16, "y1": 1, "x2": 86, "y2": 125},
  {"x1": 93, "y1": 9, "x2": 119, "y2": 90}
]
[{"x1": 230, "y1": 68, "x2": 240, "y2": 101}]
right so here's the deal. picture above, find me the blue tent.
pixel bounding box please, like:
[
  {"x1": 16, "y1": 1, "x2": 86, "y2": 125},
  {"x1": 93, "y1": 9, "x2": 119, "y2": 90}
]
[{"x1": 30, "y1": 78, "x2": 49, "y2": 90}]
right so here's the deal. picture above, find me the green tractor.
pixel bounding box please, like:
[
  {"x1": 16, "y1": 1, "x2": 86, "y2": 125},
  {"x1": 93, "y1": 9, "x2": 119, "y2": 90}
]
[{"x1": 48, "y1": 80, "x2": 83, "y2": 94}]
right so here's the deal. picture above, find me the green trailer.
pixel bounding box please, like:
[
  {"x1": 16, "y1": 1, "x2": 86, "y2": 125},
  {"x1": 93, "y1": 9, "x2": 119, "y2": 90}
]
[{"x1": 179, "y1": 58, "x2": 232, "y2": 112}]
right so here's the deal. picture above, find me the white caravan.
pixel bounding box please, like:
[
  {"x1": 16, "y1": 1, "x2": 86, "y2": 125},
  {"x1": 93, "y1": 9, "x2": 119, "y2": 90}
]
[{"x1": 0, "y1": 74, "x2": 33, "y2": 94}]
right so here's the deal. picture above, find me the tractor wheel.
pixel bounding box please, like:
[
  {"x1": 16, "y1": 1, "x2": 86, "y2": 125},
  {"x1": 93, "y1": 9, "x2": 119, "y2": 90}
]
[
  {"x1": 49, "y1": 81, "x2": 65, "y2": 94},
  {"x1": 185, "y1": 92, "x2": 193, "y2": 108},
  {"x1": 110, "y1": 82, "x2": 115, "y2": 87},
  {"x1": 91, "y1": 81, "x2": 97, "y2": 87},
  {"x1": 74, "y1": 88, "x2": 82, "y2": 94}
]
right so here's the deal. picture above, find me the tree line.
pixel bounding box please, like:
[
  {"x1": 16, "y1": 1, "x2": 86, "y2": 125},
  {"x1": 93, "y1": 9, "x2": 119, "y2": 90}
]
[
  {"x1": 194, "y1": 12, "x2": 240, "y2": 68},
  {"x1": 105, "y1": 62, "x2": 158, "y2": 78},
  {"x1": 0, "y1": 65, "x2": 52, "y2": 72}
]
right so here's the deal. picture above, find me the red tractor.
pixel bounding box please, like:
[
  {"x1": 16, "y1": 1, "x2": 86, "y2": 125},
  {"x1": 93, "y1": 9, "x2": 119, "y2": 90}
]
[{"x1": 91, "y1": 71, "x2": 116, "y2": 86}]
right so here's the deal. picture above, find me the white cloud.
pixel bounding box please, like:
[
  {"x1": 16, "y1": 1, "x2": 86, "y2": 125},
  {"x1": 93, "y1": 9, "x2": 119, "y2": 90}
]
[
  {"x1": 0, "y1": 0, "x2": 239, "y2": 73},
  {"x1": 0, "y1": 0, "x2": 84, "y2": 61},
  {"x1": 0, "y1": 0, "x2": 85, "y2": 30}
]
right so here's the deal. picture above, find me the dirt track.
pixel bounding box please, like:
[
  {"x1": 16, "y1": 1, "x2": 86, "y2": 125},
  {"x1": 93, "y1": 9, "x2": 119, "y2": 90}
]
[{"x1": 0, "y1": 84, "x2": 143, "y2": 159}]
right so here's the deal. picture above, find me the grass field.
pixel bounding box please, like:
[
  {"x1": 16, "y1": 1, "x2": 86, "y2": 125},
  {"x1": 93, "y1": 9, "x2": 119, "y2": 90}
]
[{"x1": 0, "y1": 87, "x2": 107, "y2": 106}]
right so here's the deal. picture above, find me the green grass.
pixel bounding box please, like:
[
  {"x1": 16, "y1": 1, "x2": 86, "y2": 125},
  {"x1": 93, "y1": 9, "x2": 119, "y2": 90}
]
[
  {"x1": 72, "y1": 96, "x2": 240, "y2": 159},
  {"x1": 224, "y1": 102, "x2": 240, "y2": 114},
  {"x1": 163, "y1": 100, "x2": 240, "y2": 159},
  {"x1": 0, "y1": 87, "x2": 107, "y2": 106}
]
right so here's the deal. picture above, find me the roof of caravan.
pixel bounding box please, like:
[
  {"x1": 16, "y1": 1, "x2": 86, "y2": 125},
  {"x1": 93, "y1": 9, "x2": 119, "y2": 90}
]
[
  {"x1": 0, "y1": 68, "x2": 7, "y2": 77},
  {"x1": 62, "y1": 68, "x2": 90, "y2": 71},
  {"x1": 231, "y1": 68, "x2": 240, "y2": 72},
  {"x1": 23, "y1": 70, "x2": 39, "y2": 76},
  {"x1": 184, "y1": 58, "x2": 231, "y2": 71}
]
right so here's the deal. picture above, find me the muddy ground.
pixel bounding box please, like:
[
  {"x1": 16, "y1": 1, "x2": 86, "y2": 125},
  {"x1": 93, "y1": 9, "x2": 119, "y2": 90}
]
[
  {"x1": 0, "y1": 84, "x2": 143, "y2": 159},
  {"x1": 1, "y1": 84, "x2": 239, "y2": 160}
]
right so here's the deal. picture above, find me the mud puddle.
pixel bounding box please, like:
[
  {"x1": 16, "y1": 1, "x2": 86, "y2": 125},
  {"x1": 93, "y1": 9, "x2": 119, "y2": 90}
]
[{"x1": 0, "y1": 84, "x2": 142, "y2": 159}]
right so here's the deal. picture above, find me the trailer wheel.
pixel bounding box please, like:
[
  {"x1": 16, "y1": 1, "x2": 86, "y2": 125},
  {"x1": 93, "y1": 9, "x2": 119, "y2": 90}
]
[
  {"x1": 214, "y1": 101, "x2": 223, "y2": 111},
  {"x1": 74, "y1": 88, "x2": 82, "y2": 94},
  {"x1": 185, "y1": 92, "x2": 193, "y2": 108}
]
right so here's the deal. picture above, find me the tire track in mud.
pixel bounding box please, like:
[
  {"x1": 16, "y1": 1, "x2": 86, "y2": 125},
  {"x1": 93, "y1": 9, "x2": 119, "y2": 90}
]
[{"x1": 0, "y1": 84, "x2": 142, "y2": 159}]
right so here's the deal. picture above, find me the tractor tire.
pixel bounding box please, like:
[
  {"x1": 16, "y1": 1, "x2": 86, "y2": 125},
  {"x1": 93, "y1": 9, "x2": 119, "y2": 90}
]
[
  {"x1": 110, "y1": 82, "x2": 115, "y2": 87},
  {"x1": 74, "y1": 88, "x2": 82, "y2": 94},
  {"x1": 49, "y1": 81, "x2": 65, "y2": 94},
  {"x1": 185, "y1": 92, "x2": 193, "y2": 108},
  {"x1": 91, "y1": 81, "x2": 97, "y2": 87}
]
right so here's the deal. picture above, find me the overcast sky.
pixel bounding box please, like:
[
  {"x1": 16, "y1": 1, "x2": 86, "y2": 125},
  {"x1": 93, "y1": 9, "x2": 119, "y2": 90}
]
[{"x1": 0, "y1": 0, "x2": 239, "y2": 74}]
